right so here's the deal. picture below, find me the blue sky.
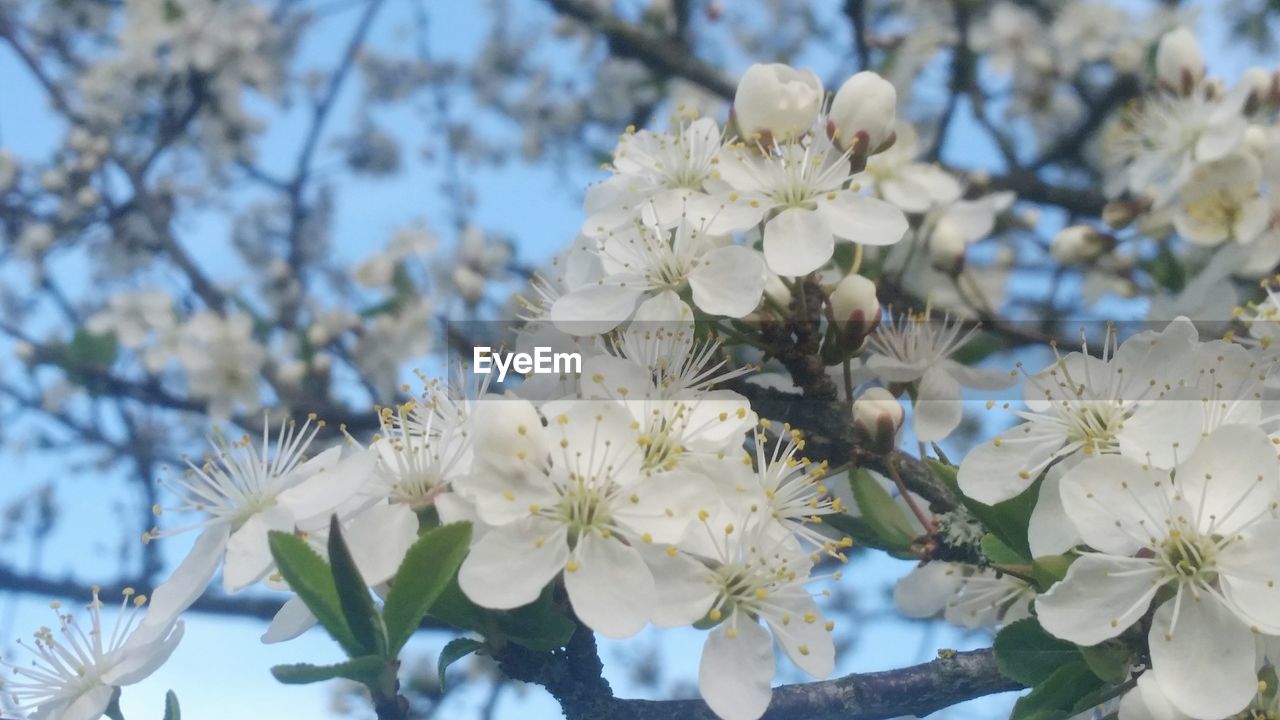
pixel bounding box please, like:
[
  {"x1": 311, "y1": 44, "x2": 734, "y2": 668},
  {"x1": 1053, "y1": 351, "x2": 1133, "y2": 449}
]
[{"x1": 0, "y1": 1, "x2": 1272, "y2": 719}]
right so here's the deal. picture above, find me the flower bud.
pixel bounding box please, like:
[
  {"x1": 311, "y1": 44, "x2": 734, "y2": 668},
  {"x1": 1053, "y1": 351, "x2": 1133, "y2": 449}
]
[
  {"x1": 733, "y1": 63, "x2": 823, "y2": 143},
  {"x1": 1155, "y1": 27, "x2": 1203, "y2": 95},
  {"x1": 852, "y1": 386, "x2": 903, "y2": 455},
  {"x1": 829, "y1": 273, "x2": 880, "y2": 350},
  {"x1": 1051, "y1": 225, "x2": 1111, "y2": 264},
  {"x1": 928, "y1": 220, "x2": 967, "y2": 274},
  {"x1": 1242, "y1": 67, "x2": 1279, "y2": 114},
  {"x1": 828, "y1": 71, "x2": 897, "y2": 154}
]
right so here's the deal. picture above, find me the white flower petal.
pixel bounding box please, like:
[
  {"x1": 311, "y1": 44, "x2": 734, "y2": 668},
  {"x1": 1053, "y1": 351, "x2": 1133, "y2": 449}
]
[
  {"x1": 956, "y1": 423, "x2": 1063, "y2": 505},
  {"x1": 913, "y1": 365, "x2": 963, "y2": 442},
  {"x1": 131, "y1": 524, "x2": 229, "y2": 645},
  {"x1": 458, "y1": 516, "x2": 569, "y2": 609},
  {"x1": 1149, "y1": 591, "x2": 1256, "y2": 720},
  {"x1": 1027, "y1": 470, "x2": 1081, "y2": 557},
  {"x1": 564, "y1": 531, "x2": 654, "y2": 638},
  {"x1": 105, "y1": 620, "x2": 184, "y2": 686},
  {"x1": 1036, "y1": 554, "x2": 1162, "y2": 646},
  {"x1": 550, "y1": 284, "x2": 646, "y2": 335},
  {"x1": 1058, "y1": 455, "x2": 1166, "y2": 556},
  {"x1": 689, "y1": 245, "x2": 766, "y2": 317},
  {"x1": 763, "y1": 207, "x2": 834, "y2": 277},
  {"x1": 818, "y1": 194, "x2": 908, "y2": 246},
  {"x1": 262, "y1": 595, "x2": 317, "y2": 644},
  {"x1": 699, "y1": 616, "x2": 776, "y2": 720},
  {"x1": 223, "y1": 506, "x2": 293, "y2": 593},
  {"x1": 765, "y1": 591, "x2": 834, "y2": 678},
  {"x1": 1176, "y1": 424, "x2": 1279, "y2": 536},
  {"x1": 1217, "y1": 519, "x2": 1280, "y2": 633},
  {"x1": 59, "y1": 684, "x2": 115, "y2": 720},
  {"x1": 893, "y1": 561, "x2": 965, "y2": 619}
]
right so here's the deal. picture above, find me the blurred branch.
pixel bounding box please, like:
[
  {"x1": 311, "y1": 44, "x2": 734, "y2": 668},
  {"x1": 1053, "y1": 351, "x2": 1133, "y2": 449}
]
[{"x1": 539, "y1": 0, "x2": 736, "y2": 99}]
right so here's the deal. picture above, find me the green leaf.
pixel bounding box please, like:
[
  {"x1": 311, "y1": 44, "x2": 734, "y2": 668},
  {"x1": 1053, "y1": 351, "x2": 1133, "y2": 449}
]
[
  {"x1": 383, "y1": 523, "x2": 473, "y2": 655},
  {"x1": 271, "y1": 656, "x2": 388, "y2": 687},
  {"x1": 437, "y1": 638, "x2": 484, "y2": 691},
  {"x1": 327, "y1": 515, "x2": 388, "y2": 657},
  {"x1": 822, "y1": 511, "x2": 886, "y2": 551},
  {"x1": 1030, "y1": 553, "x2": 1077, "y2": 591},
  {"x1": 994, "y1": 618, "x2": 1082, "y2": 687},
  {"x1": 267, "y1": 530, "x2": 362, "y2": 656},
  {"x1": 1079, "y1": 642, "x2": 1131, "y2": 684},
  {"x1": 930, "y1": 459, "x2": 1039, "y2": 559},
  {"x1": 427, "y1": 574, "x2": 573, "y2": 652},
  {"x1": 163, "y1": 690, "x2": 180, "y2": 720},
  {"x1": 981, "y1": 533, "x2": 1028, "y2": 565},
  {"x1": 428, "y1": 574, "x2": 490, "y2": 632},
  {"x1": 1012, "y1": 661, "x2": 1105, "y2": 720},
  {"x1": 495, "y1": 586, "x2": 576, "y2": 651},
  {"x1": 848, "y1": 468, "x2": 917, "y2": 553}
]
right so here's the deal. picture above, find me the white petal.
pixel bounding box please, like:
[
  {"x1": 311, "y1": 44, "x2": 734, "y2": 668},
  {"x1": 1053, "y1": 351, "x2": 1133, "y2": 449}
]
[
  {"x1": 342, "y1": 503, "x2": 420, "y2": 585},
  {"x1": 262, "y1": 595, "x2": 318, "y2": 644},
  {"x1": 765, "y1": 591, "x2": 834, "y2": 678},
  {"x1": 893, "y1": 562, "x2": 965, "y2": 619},
  {"x1": 131, "y1": 524, "x2": 229, "y2": 645},
  {"x1": 1175, "y1": 424, "x2": 1280, "y2": 537},
  {"x1": 1026, "y1": 470, "x2": 1081, "y2": 557},
  {"x1": 58, "y1": 684, "x2": 115, "y2": 720},
  {"x1": 1119, "y1": 674, "x2": 1192, "y2": 720},
  {"x1": 1036, "y1": 554, "x2": 1162, "y2": 646},
  {"x1": 643, "y1": 548, "x2": 718, "y2": 628},
  {"x1": 698, "y1": 616, "x2": 776, "y2": 720},
  {"x1": 105, "y1": 620, "x2": 184, "y2": 686},
  {"x1": 763, "y1": 207, "x2": 833, "y2": 277},
  {"x1": 563, "y1": 531, "x2": 655, "y2": 639},
  {"x1": 913, "y1": 366, "x2": 963, "y2": 442},
  {"x1": 279, "y1": 447, "x2": 376, "y2": 528},
  {"x1": 223, "y1": 506, "x2": 293, "y2": 593},
  {"x1": 689, "y1": 245, "x2": 766, "y2": 317},
  {"x1": 458, "y1": 516, "x2": 568, "y2": 609},
  {"x1": 549, "y1": 284, "x2": 645, "y2": 335},
  {"x1": 818, "y1": 193, "x2": 908, "y2": 246},
  {"x1": 1117, "y1": 391, "x2": 1207, "y2": 469},
  {"x1": 613, "y1": 471, "x2": 711, "y2": 544},
  {"x1": 1149, "y1": 592, "x2": 1256, "y2": 719},
  {"x1": 956, "y1": 423, "x2": 1064, "y2": 505},
  {"x1": 1217, "y1": 520, "x2": 1280, "y2": 633},
  {"x1": 1058, "y1": 455, "x2": 1167, "y2": 557}
]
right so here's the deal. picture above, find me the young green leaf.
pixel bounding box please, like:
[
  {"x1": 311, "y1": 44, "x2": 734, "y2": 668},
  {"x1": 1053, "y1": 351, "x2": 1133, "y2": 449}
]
[
  {"x1": 848, "y1": 468, "x2": 917, "y2": 553},
  {"x1": 994, "y1": 617, "x2": 1083, "y2": 687},
  {"x1": 383, "y1": 522, "x2": 473, "y2": 654},
  {"x1": 327, "y1": 515, "x2": 388, "y2": 657},
  {"x1": 267, "y1": 530, "x2": 362, "y2": 656},
  {"x1": 271, "y1": 656, "x2": 389, "y2": 687},
  {"x1": 1011, "y1": 661, "x2": 1104, "y2": 720},
  {"x1": 437, "y1": 638, "x2": 484, "y2": 691},
  {"x1": 162, "y1": 691, "x2": 180, "y2": 720},
  {"x1": 1079, "y1": 641, "x2": 1131, "y2": 684}
]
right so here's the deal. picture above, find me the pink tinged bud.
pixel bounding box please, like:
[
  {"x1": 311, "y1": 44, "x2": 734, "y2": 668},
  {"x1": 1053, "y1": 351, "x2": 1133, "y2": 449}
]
[
  {"x1": 852, "y1": 386, "x2": 903, "y2": 454},
  {"x1": 1051, "y1": 225, "x2": 1111, "y2": 264},
  {"x1": 828, "y1": 71, "x2": 897, "y2": 153},
  {"x1": 829, "y1": 273, "x2": 880, "y2": 350},
  {"x1": 928, "y1": 219, "x2": 967, "y2": 273},
  {"x1": 1155, "y1": 28, "x2": 1203, "y2": 95},
  {"x1": 733, "y1": 63, "x2": 824, "y2": 143}
]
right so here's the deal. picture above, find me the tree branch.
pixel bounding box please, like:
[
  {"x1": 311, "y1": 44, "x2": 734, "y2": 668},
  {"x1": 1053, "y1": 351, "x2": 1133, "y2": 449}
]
[
  {"x1": 540, "y1": 0, "x2": 735, "y2": 99},
  {"x1": 498, "y1": 624, "x2": 1019, "y2": 720}
]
